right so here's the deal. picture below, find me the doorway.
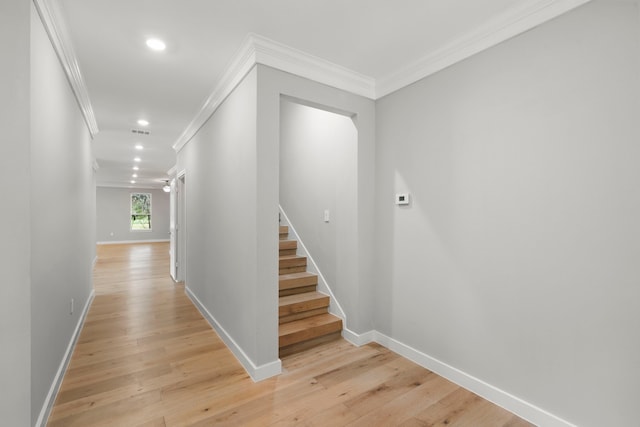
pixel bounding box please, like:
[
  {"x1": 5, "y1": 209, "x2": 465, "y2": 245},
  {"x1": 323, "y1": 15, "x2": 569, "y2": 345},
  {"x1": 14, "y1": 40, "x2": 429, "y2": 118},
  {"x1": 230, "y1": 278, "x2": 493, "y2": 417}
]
[{"x1": 170, "y1": 172, "x2": 186, "y2": 282}]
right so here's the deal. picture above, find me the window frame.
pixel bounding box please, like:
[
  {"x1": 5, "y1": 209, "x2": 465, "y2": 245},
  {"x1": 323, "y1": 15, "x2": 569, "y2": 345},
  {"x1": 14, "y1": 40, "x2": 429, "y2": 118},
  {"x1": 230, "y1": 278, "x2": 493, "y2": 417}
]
[{"x1": 130, "y1": 192, "x2": 152, "y2": 231}]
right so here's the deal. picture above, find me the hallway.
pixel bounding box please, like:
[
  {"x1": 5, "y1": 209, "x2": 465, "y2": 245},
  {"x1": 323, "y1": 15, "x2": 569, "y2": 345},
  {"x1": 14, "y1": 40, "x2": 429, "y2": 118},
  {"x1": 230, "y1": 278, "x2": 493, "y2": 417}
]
[{"x1": 48, "y1": 243, "x2": 533, "y2": 426}]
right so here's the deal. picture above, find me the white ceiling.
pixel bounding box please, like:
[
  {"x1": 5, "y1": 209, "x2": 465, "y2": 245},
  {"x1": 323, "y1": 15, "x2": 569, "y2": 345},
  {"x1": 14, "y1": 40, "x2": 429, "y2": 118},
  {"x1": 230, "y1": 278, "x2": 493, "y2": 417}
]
[{"x1": 53, "y1": 0, "x2": 583, "y2": 188}]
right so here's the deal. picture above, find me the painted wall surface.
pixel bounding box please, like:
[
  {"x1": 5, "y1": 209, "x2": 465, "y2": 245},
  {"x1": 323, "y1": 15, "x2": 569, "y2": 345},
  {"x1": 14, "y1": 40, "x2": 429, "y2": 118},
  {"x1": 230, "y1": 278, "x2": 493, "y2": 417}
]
[
  {"x1": 374, "y1": 1, "x2": 640, "y2": 425},
  {"x1": 30, "y1": 5, "x2": 96, "y2": 424},
  {"x1": 96, "y1": 187, "x2": 170, "y2": 243},
  {"x1": 258, "y1": 65, "x2": 376, "y2": 334},
  {"x1": 0, "y1": 0, "x2": 31, "y2": 424},
  {"x1": 177, "y1": 68, "x2": 272, "y2": 365},
  {"x1": 279, "y1": 100, "x2": 358, "y2": 319}
]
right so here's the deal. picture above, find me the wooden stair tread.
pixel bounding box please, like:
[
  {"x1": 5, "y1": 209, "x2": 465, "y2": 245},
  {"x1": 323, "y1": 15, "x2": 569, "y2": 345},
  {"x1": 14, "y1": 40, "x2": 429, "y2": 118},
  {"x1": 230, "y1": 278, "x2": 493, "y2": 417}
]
[
  {"x1": 279, "y1": 255, "x2": 307, "y2": 272},
  {"x1": 279, "y1": 239, "x2": 297, "y2": 249},
  {"x1": 279, "y1": 291, "x2": 327, "y2": 306},
  {"x1": 279, "y1": 272, "x2": 318, "y2": 291},
  {"x1": 279, "y1": 271, "x2": 316, "y2": 280},
  {"x1": 276, "y1": 224, "x2": 342, "y2": 354},
  {"x1": 278, "y1": 254, "x2": 305, "y2": 260},
  {"x1": 279, "y1": 313, "x2": 342, "y2": 348},
  {"x1": 279, "y1": 291, "x2": 329, "y2": 317}
]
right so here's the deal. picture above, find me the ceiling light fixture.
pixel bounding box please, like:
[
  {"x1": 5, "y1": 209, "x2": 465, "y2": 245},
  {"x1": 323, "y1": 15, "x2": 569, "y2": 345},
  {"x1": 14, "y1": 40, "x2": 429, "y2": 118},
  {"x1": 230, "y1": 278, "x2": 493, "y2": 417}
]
[
  {"x1": 134, "y1": 157, "x2": 141, "y2": 162},
  {"x1": 146, "y1": 38, "x2": 166, "y2": 51},
  {"x1": 162, "y1": 180, "x2": 171, "y2": 193},
  {"x1": 135, "y1": 144, "x2": 144, "y2": 150},
  {"x1": 132, "y1": 174, "x2": 138, "y2": 178},
  {"x1": 133, "y1": 166, "x2": 139, "y2": 171},
  {"x1": 131, "y1": 180, "x2": 136, "y2": 184},
  {"x1": 137, "y1": 119, "x2": 149, "y2": 127}
]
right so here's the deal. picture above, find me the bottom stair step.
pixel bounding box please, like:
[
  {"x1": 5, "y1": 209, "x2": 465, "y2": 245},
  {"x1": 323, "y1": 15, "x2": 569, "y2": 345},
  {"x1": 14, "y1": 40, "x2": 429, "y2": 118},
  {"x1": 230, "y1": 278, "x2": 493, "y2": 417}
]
[{"x1": 279, "y1": 313, "x2": 342, "y2": 349}]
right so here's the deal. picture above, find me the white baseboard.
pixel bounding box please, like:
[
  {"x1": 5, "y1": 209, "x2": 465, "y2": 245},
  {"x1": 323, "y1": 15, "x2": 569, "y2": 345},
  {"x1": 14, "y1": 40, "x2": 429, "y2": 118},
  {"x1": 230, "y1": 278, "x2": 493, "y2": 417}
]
[
  {"x1": 341, "y1": 328, "x2": 375, "y2": 347},
  {"x1": 338, "y1": 328, "x2": 575, "y2": 427},
  {"x1": 185, "y1": 286, "x2": 281, "y2": 382},
  {"x1": 36, "y1": 289, "x2": 95, "y2": 427},
  {"x1": 97, "y1": 239, "x2": 170, "y2": 245}
]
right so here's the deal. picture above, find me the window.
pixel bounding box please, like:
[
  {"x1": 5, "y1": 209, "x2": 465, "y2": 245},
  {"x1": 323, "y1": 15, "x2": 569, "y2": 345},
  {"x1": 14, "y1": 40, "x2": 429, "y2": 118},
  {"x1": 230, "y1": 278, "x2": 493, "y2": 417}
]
[{"x1": 130, "y1": 193, "x2": 152, "y2": 231}]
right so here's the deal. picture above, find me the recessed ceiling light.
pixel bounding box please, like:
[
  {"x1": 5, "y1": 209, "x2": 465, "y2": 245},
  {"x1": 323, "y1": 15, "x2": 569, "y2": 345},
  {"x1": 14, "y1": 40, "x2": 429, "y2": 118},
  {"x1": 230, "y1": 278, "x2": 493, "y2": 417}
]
[
  {"x1": 135, "y1": 144, "x2": 144, "y2": 150},
  {"x1": 131, "y1": 180, "x2": 136, "y2": 184},
  {"x1": 133, "y1": 166, "x2": 139, "y2": 171},
  {"x1": 146, "y1": 38, "x2": 166, "y2": 51},
  {"x1": 132, "y1": 174, "x2": 138, "y2": 178},
  {"x1": 137, "y1": 119, "x2": 149, "y2": 127},
  {"x1": 134, "y1": 157, "x2": 141, "y2": 162}
]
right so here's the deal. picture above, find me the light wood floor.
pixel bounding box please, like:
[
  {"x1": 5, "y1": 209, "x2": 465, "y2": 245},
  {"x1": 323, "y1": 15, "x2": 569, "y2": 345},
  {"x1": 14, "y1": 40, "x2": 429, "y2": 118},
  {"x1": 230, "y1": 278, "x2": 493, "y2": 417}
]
[{"x1": 48, "y1": 242, "x2": 534, "y2": 427}]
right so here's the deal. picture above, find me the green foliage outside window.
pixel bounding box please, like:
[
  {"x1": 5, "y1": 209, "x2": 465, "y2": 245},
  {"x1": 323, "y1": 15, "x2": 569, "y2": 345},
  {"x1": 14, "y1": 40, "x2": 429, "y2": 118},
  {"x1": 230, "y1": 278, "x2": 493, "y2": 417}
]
[{"x1": 131, "y1": 193, "x2": 151, "y2": 230}]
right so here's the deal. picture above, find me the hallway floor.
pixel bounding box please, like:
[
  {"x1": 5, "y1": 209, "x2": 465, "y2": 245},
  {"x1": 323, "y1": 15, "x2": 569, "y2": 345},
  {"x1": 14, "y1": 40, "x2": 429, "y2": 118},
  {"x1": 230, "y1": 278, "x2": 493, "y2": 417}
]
[{"x1": 47, "y1": 242, "x2": 533, "y2": 426}]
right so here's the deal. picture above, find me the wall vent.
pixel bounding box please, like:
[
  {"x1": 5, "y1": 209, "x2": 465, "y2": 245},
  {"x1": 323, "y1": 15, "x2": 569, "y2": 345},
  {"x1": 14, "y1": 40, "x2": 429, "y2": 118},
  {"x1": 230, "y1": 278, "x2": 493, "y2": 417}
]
[{"x1": 131, "y1": 129, "x2": 150, "y2": 135}]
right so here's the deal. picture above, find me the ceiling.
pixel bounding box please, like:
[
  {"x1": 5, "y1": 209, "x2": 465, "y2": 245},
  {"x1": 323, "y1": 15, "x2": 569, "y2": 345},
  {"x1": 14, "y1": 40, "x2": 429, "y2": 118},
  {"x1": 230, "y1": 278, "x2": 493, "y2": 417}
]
[{"x1": 53, "y1": 0, "x2": 580, "y2": 189}]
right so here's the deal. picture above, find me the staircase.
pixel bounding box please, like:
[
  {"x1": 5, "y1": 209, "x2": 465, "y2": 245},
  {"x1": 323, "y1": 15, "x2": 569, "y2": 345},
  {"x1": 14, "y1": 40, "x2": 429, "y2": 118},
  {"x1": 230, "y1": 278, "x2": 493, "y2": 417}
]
[{"x1": 278, "y1": 225, "x2": 343, "y2": 356}]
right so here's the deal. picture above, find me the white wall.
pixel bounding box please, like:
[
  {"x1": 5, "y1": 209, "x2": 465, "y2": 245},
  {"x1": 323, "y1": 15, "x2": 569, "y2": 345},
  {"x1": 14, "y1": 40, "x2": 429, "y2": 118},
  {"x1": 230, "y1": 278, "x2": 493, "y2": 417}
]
[
  {"x1": 30, "y1": 4, "x2": 95, "y2": 424},
  {"x1": 279, "y1": 100, "x2": 358, "y2": 319},
  {"x1": 0, "y1": 0, "x2": 31, "y2": 424},
  {"x1": 374, "y1": 1, "x2": 640, "y2": 425},
  {"x1": 96, "y1": 187, "x2": 170, "y2": 243}
]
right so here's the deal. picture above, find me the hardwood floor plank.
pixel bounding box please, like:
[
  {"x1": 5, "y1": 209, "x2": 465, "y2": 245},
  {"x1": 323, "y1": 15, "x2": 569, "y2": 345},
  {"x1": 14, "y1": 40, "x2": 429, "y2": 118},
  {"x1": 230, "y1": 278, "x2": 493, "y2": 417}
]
[{"x1": 47, "y1": 242, "x2": 534, "y2": 427}]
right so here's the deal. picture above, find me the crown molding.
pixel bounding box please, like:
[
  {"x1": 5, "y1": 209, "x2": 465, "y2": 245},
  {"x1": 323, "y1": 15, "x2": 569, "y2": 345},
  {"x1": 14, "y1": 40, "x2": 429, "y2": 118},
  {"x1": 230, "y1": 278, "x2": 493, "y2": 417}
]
[
  {"x1": 173, "y1": 0, "x2": 590, "y2": 151},
  {"x1": 33, "y1": 0, "x2": 99, "y2": 137},
  {"x1": 172, "y1": 34, "x2": 257, "y2": 153},
  {"x1": 375, "y1": 0, "x2": 593, "y2": 98},
  {"x1": 166, "y1": 165, "x2": 177, "y2": 177},
  {"x1": 250, "y1": 34, "x2": 376, "y2": 100},
  {"x1": 172, "y1": 33, "x2": 376, "y2": 153},
  {"x1": 96, "y1": 183, "x2": 164, "y2": 190}
]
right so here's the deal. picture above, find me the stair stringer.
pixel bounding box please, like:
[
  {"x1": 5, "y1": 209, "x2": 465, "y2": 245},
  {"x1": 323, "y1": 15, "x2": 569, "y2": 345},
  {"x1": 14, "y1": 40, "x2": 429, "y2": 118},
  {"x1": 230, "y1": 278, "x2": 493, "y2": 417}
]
[{"x1": 278, "y1": 206, "x2": 347, "y2": 323}]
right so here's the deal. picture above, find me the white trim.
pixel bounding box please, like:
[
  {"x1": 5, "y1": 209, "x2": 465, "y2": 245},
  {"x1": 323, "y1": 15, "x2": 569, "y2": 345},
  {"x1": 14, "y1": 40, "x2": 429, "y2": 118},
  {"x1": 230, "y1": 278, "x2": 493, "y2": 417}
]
[
  {"x1": 279, "y1": 206, "x2": 346, "y2": 322},
  {"x1": 172, "y1": 1, "x2": 590, "y2": 152},
  {"x1": 96, "y1": 183, "x2": 164, "y2": 190},
  {"x1": 375, "y1": 0, "x2": 593, "y2": 98},
  {"x1": 92, "y1": 255, "x2": 98, "y2": 269},
  {"x1": 251, "y1": 34, "x2": 376, "y2": 99},
  {"x1": 166, "y1": 165, "x2": 177, "y2": 177},
  {"x1": 185, "y1": 287, "x2": 281, "y2": 382},
  {"x1": 172, "y1": 35, "x2": 258, "y2": 153},
  {"x1": 92, "y1": 160, "x2": 100, "y2": 172},
  {"x1": 36, "y1": 290, "x2": 95, "y2": 427},
  {"x1": 97, "y1": 239, "x2": 170, "y2": 245},
  {"x1": 339, "y1": 327, "x2": 577, "y2": 425},
  {"x1": 172, "y1": 33, "x2": 376, "y2": 153},
  {"x1": 349, "y1": 330, "x2": 576, "y2": 427},
  {"x1": 341, "y1": 328, "x2": 375, "y2": 347},
  {"x1": 33, "y1": 0, "x2": 99, "y2": 137}
]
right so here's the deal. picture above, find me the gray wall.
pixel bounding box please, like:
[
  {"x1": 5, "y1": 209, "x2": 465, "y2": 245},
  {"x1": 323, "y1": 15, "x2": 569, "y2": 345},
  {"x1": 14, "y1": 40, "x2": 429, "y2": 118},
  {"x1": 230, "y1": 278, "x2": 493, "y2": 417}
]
[
  {"x1": 279, "y1": 100, "x2": 358, "y2": 320},
  {"x1": 374, "y1": 1, "x2": 639, "y2": 425},
  {"x1": 96, "y1": 187, "x2": 170, "y2": 243},
  {"x1": 258, "y1": 65, "x2": 377, "y2": 334},
  {"x1": 0, "y1": 0, "x2": 31, "y2": 424},
  {"x1": 177, "y1": 64, "x2": 376, "y2": 372},
  {"x1": 30, "y1": 4, "x2": 96, "y2": 424},
  {"x1": 177, "y1": 68, "x2": 272, "y2": 366}
]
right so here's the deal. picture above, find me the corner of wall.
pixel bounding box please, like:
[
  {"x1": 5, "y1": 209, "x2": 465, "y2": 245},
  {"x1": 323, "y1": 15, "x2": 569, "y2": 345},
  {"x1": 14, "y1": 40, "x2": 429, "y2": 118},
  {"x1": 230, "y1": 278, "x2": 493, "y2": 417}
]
[
  {"x1": 35, "y1": 291, "x2": 95, "y2": 427},
  {"x1": 185, "y1": 286, "x2": 282, "y2": 382}
]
